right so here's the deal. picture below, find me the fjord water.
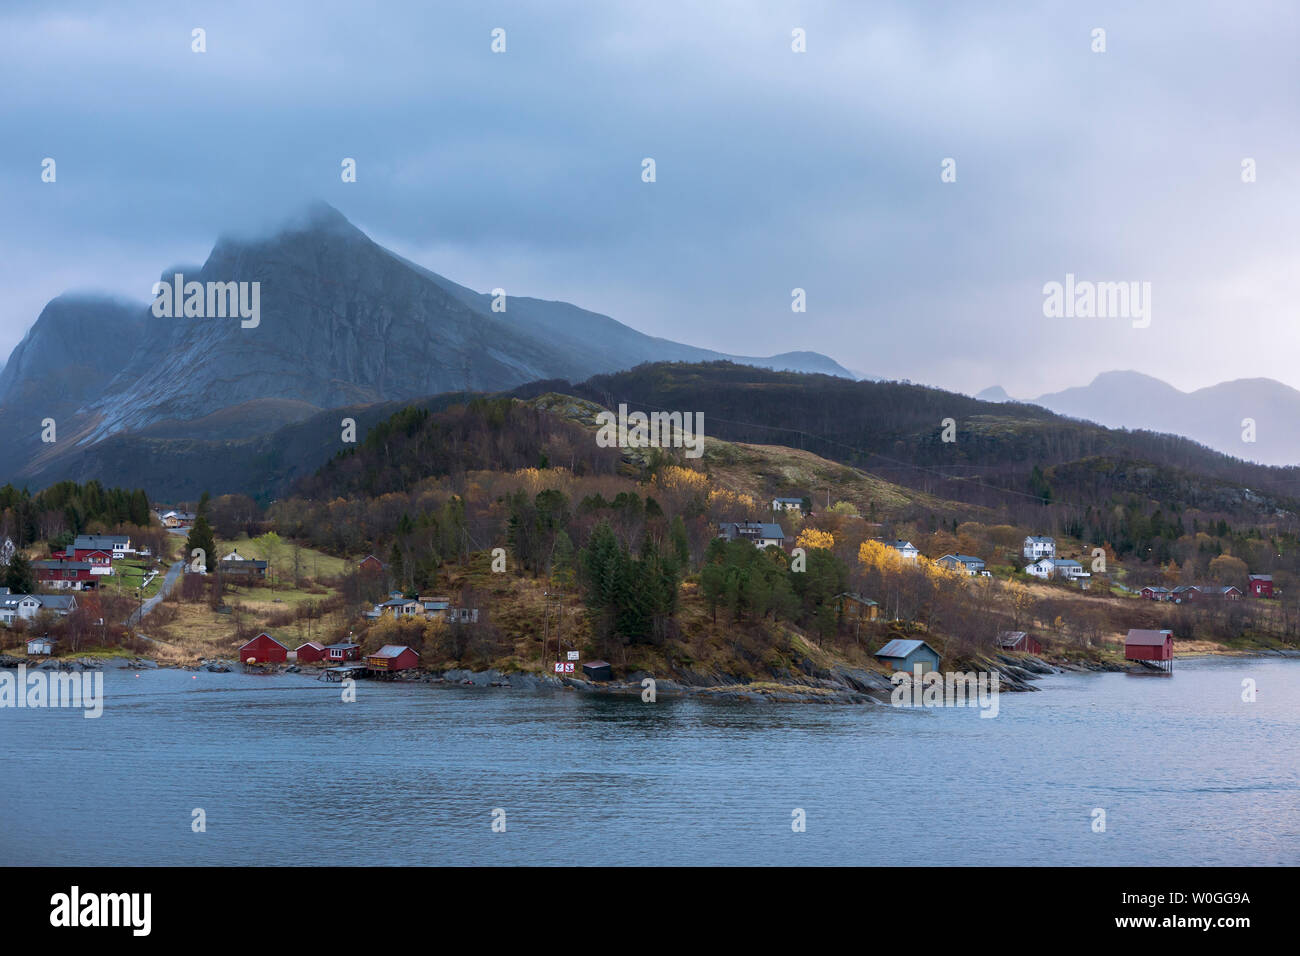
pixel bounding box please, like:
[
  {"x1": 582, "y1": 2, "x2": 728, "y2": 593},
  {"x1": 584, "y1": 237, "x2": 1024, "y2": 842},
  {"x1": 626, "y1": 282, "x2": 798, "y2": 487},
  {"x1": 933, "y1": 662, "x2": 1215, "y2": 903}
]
[{"x1": 2, "y1": 656, "x2": 1297, "y2": 866}]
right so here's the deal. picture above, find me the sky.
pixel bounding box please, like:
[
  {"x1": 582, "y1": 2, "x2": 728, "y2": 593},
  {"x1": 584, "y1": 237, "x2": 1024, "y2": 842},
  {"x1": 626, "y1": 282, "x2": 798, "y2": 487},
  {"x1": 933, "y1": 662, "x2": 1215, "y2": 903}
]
[{"x1": 1, "y1": 0, "x2": 1297, "y2": 398}]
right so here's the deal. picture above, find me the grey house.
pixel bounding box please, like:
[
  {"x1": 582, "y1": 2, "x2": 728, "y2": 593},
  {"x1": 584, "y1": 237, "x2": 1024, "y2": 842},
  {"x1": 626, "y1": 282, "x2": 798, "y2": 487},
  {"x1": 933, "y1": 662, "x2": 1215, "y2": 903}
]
[{"x1": 874, "y1": 638, "x2": 942, "y2": 674}]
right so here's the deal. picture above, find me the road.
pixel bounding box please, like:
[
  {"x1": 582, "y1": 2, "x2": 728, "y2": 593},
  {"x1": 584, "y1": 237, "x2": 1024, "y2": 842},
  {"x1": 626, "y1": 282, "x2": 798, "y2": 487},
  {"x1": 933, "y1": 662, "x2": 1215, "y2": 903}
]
[{"x1": 125, "y1": 560, "x2": 184, "y2": 627}]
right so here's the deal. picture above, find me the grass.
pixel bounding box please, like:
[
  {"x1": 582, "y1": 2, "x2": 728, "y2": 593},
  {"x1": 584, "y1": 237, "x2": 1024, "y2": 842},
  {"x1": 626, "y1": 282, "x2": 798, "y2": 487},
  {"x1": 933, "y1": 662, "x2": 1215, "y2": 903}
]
[{"x1": 216, "y1": 536, "x2": 351, "y2": 580}]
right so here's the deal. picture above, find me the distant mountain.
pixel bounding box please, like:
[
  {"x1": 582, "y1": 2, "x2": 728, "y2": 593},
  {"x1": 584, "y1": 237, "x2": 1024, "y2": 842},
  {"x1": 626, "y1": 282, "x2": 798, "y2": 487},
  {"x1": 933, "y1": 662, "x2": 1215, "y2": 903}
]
[
  {"x1": 0, "y1": 202, "x2": 851, "y2": 486},
  {"x1": 1026, "y1": 371, "x2": 1300, "y2": 467},
  {"x1": 974, "y1": 385, "x2": 1011, "y2": 403}
]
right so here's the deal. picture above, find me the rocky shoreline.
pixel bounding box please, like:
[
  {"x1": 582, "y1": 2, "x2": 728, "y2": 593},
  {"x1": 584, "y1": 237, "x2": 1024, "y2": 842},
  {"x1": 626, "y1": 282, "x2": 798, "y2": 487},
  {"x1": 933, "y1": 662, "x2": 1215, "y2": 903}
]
[
  {"x1": 4, "y1": 649, "x2": 1297, "y2": 705},
  {"x1": 0, "y1": 651, "x2": 1094, "y2": 704}
]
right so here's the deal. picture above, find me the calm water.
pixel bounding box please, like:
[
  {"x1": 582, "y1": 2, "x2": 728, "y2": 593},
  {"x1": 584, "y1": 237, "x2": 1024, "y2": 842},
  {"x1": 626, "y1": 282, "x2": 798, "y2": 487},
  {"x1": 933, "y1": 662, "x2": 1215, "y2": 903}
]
[{"x1": 2, "y1": 656, "x2": 1297, "y2": 865}]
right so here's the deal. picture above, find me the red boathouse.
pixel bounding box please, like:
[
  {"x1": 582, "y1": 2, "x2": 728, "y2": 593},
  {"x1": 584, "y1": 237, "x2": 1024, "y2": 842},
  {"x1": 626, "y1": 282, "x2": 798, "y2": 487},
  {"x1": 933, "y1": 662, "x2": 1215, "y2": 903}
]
[
  {"x1": 1125, "y1": 628, "x2": 1174, "y2": 672},
  {"x1": 365, "y1": 644, "x2": 419, "y2": 673},
  {"x1": 239, "y1": 632, "x2": 288, "y2": 664},
  {"x1": 295, "y1": 641, "x2": 327, "y2": 663}
]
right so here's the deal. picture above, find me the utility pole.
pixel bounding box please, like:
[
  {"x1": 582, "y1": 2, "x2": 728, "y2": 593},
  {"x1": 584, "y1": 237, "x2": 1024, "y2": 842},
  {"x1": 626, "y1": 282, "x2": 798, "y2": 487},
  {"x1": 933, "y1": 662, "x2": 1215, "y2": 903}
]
[{"x1": 542, "y1": 591, "x2": 550, "y2": 673}]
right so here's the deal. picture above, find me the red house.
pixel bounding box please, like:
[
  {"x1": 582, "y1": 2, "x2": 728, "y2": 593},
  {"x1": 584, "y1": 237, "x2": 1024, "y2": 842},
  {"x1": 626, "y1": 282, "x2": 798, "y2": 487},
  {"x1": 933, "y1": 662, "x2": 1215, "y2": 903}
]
[
  {"x1": 325, "y1": 642, "x2": 361, "y2": 661},
  {"x1": 35, "y1": 559, "x2": 98, "y2": 590},
  {"x1": 1126, "y1": 629, "x2": 1174, "y2": 671},
  {"x1": 295, "y1": 641, "x2": 327, "y2": 663},
  {"x1": 1248, "y1": 574, "x2": 1274, "y2": 598},
  {"x1": 238, "y1": 632, "x2": 288, "y2": 664},
  {"x1": 358, "y1": 554, "x2": 385, "y2": 573},
  {"x1": 998, "y1": 631, "x2": 1042, "y2": 654},
  {"x1": 365, "y1": 644, "x2": 419, "y2": 672}
]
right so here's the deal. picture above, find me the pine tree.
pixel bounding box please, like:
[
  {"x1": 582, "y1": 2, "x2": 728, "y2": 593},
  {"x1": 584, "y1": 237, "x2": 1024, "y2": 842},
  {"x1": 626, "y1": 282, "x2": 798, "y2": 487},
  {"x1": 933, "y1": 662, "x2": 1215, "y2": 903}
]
[
  {"x1": 185, "y1": 517, "x2": 216, "y2": 572},
  {"x1": 3, "y1": 552, "x2": 36, "y2": 594}
]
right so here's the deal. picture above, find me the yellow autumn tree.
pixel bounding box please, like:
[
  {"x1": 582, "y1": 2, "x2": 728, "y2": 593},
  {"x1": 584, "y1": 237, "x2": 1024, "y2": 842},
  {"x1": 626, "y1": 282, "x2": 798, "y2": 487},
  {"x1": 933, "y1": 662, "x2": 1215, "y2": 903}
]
[
  {"x1": 796, "y1": 528, "x2": 835, "y2": 551},
  {"x1": 858, "y1": 539, "x2": 905, "y2": 570},
  {"x1": 653, "y1": 465, "x2": 710, "y2": 495}
]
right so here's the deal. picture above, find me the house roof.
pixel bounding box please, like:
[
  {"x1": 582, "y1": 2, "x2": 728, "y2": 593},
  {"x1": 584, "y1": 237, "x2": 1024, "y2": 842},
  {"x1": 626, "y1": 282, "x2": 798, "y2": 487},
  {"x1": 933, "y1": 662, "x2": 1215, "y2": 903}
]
[
  {"x1": 998, "y1": 631, "x2": 1030, "y2": 647},
  {"x1": 1249, "y1": 574, "x2": 1273, "y2": 582},
  {"x1": 35, "y1": 560, "x2": 96, "y2": 571},
  {"x1": 721, "y1": 521, "x2": 786, "y2": 539},
  {"x1": 369, "y1": 644, "x2": 415, "y2": 658},
  {"x1": 773, "y1": 496, "x2": 804, "y2": 504},
  {"x1": 1025, "y1": 535, "x2": 1055, "y2": 543},
  {"x1": 73, "y1": 534, "x2": 128, "y2": 549},
  {"x1": 888, "y1": 540, "x2": 917, "y2": 550},
  {"x1": 875, "y1": 638, "x2": 939, "y2": 659},
  {"x1": 240, "y1": 632, "x2": 288, "y2": 650},
  {"x1": 1054, "y1": 559, "x2": 1083, "y2": 568},
  {"x1": 325, "y1": 642, "x2": 359, "y2": 650},
  {"x1": 939, "y1": 553, "x2": 984, "y2": 564},
  {"x1": 35, "y1": 594, "x2": 77, "y2": 611},
  {"x1": 296, "y1": 642, "x2": 326, "y2": 651},
  {"x1": 1126, "y1": 629, "x2": 1172, "y2": 646},
  {"x1": 1142, "y1": 585, "x2": 1170, "y2": 592},
  {"x1": 837, "y1": 592, "x2": 879, "y2": 606},
  {"x1": 221, "y1": 551, "x2": 268, "y2": 568}
]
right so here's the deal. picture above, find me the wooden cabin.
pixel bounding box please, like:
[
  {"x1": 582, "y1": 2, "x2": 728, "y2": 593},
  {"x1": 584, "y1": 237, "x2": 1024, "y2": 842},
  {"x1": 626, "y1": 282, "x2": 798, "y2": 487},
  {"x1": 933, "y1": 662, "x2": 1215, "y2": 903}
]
[
  {"x1": 1125, "y1": 629, "x2": 1174, "y2": 672},
  {"x1": 998, "y1": 631, "x2": 1042, "y2": 654},
  {"x1": 365, "y1": 644, "x2": 419, "y2": 672},
  {"x1": 837, "y1": 592, "x2": 880, "y2": 622},
  {"x1": 295, "y1": 641, "x2": 327, "y2": 663},
  {"x1": 583, "y1": 660, "x2": 613, "y2": 682},
  {"x1": 325, "y1": 642, "x2": 361, "y2": 661},
  {"x1": 238, "y1": 632, "x2": 288, "y2": 664},
  {"x1": 874, "y1": 638, "x2": 941, "y2": 674}
]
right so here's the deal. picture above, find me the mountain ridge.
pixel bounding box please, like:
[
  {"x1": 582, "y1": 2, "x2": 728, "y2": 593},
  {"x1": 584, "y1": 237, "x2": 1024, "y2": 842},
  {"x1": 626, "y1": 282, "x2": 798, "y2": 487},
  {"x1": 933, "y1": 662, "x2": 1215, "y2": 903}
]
[
  {"x1": 0, "y1": 202, "x2": 852, "y2": 484},
  {"x1": 978, "y1": 371, "x2": 1300, "y2": 467}
]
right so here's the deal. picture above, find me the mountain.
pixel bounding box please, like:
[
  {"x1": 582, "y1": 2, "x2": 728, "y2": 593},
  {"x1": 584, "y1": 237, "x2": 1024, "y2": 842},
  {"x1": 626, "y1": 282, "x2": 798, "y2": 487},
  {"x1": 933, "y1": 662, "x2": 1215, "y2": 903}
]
[
  {"x1": 0, "y1": 294, "x2": 148, "y2": 480},
  {"x1": 0, "y1": 202, "x2": 851, "y2": 485},
  {"x1": 1027, "y1": 371, "x2": 1300, "y2": 468},
  {"x1": 974, "y1": 385, "x2": 1011, "y2": 403}
]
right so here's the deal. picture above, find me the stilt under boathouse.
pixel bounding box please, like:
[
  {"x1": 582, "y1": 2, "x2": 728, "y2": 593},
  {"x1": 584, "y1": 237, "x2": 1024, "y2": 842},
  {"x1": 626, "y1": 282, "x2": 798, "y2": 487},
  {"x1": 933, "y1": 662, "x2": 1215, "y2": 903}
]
[{"x1": 1125, "y1": 628, "x2": 1174, "y2": 673}]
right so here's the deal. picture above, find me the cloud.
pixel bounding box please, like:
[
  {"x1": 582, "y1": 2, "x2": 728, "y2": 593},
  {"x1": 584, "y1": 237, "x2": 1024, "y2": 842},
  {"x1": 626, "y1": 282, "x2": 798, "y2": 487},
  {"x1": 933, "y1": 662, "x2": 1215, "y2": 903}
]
[{"x1": 1, "y1": 0, "x2": 1296, "y2": 396}]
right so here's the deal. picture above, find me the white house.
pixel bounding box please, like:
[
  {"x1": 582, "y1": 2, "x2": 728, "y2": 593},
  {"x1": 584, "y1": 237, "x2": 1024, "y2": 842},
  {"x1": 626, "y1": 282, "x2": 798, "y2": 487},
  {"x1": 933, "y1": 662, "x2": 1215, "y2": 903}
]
[
  {"x1": 1025, "y1": 557, "x2": 1090, "y2": 583},
  {"x1": 718, "y1": 522, "x2": 787, "y2": 550},
  {"x1": 772, "y1": 497, "x2": 805, "y2": 513},
  {"x1": 379, "y1": 592, "x2": 422, "y2": 619},
  {"x1": 26, "y1": 635, "x2": 57, "y2": 656},
  {"x1": 1052, "y1": 559, "x2": 1091, "y2": 582},
  {"x1": 1023, "y1": 535, "x2": 1056, "y2": 560},
  {"x1": 886, "y1": 540, "x2": 920, "y2": 561},
  {"x1": 937, "y1": 554, "x2": 986, "y2": 575},
  {"x1": 0, "y1": 593, "x2": 44, "y2": 624},
  {"x1": 1025, "y1": 557, "x2": 1055, "y2": 580},
  {"x1": 0, "y1": 593, "x2": 77, "y2": 625}
]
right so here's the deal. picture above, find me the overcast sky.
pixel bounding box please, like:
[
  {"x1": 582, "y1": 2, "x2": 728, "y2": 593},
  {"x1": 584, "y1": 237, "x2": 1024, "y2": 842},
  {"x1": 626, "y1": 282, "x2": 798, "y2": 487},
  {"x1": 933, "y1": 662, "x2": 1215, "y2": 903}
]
[{"x1": 2, "y1": 0, "x2": 1297, "y2": 398}]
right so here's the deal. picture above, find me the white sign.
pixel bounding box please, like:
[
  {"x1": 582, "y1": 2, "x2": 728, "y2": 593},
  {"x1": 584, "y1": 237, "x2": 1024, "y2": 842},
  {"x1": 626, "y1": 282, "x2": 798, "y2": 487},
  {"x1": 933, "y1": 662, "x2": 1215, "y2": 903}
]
[
  {"x1": 567, "y1": 651, "x2": 579, "y2": 661},
  {"x1": 553, "y1": 662, "x2": 564, "y2": 673}
]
